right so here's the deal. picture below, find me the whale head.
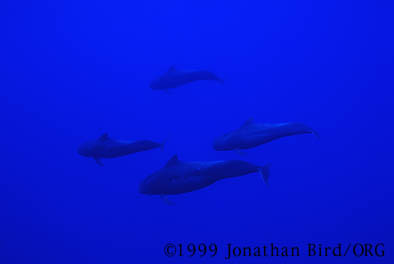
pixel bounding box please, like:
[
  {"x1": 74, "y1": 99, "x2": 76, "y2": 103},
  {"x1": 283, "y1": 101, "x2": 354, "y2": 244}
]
[
  {"x1": 150, "y1": 79, "x2": 162, "y2": 90},
  {"x1": 150, "y1": 75, "x2": 176, "y2": 90},
  {"x1": 77, "y1": 141, "x2": 95, "y2": 157},
  {"x1": 78, "y1": 133, "x2": 110, "y2": 157},
  {"x1": 213, "y1": 131, "x2": 239, "y2": 151},
  {"x1": 150, "y1": 66, "x2": 181, "y2": 90},
  {"x1": 139, "y1": 170, "x2": 164, "y2": 195},
  {"x1": 139, "y1": 165, "x2": 181, "y2": 195},
  {"x1": 139, "y1": 155, "x2": 183, "y2": 195}
]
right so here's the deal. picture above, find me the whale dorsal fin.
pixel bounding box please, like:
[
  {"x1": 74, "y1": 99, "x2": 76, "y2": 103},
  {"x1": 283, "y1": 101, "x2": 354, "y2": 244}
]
[
  {"x1": 165, "y1": 154, "x2": 180, "y2": 167},
  {"x1": 241, "y1": 118, "x2": 254, "y2": 128},
  {"x1": 167, "y1": 65, "x2": 177, "y2": 74},
  {"x1": 98, "y1": 133, "x2": 109, "y2": 141}
]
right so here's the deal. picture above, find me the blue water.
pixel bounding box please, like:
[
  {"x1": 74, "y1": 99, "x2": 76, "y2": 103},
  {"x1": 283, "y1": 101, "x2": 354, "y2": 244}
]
[{"x1": 1, "y1": 1, "x2": 393, "y2": 263}]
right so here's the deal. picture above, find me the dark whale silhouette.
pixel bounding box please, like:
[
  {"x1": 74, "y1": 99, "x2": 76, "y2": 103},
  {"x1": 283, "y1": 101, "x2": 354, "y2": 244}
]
[
  {"x1": 139, "y1": 155, "x2": 270, "y2": 195},
  {"x1": 213, "y1": 119, "x2": 318, "y2": 151},
  {"x1": 78, "y1": 133, "x2": 162, "y2": 165},
  {"x1": 150, "y1": 66, "x2": 223, "y2": 90}
]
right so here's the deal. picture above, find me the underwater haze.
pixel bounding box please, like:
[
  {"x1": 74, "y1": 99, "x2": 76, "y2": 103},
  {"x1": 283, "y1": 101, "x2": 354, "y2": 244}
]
[{"x1": 1, "y1": 0, "x2": 393, "y2": 263}]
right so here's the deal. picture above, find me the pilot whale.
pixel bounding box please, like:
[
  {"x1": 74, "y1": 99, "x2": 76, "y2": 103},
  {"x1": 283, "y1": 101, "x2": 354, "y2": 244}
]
[
  {"x1": 78, "y1": 133, "x2": 163, "y2": 165},
  {"x1": 150, "y1": 66, "x2": 223, "y2": 90},
  {"x1": 139, "y1": 155, "x2": 270, "y2": 195},
  {"x1": 213, "y1": 119, "x2": 318, "y2": 151}
]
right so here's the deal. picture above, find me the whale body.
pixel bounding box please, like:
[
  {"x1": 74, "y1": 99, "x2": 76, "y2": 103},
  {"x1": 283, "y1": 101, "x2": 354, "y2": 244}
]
[
  {"x1": 150, "y1": 66, "x2": 223, "y2": 90},
  {"x1": 213, "y1": 119, "x2": 318, "y2": 151},
  {"x1": 139, "y1": 155, "x2": 270, "y2": 195},
  {"x1": 78, "y1": 133, "x2": 162, "y2": 165}
]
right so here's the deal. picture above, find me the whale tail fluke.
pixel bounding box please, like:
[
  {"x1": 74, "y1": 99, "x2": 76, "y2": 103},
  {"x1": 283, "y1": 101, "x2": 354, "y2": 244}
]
[
  {"x1": 259, "y1": 163, "x2": 271, "y2": 185},
  {"x1": 216, "y1": 77, "x2": 224, "y2": 84},
  {"x1": 303, "y1": 124, "x2": 319, "y2": 139},
  {"x1": 159, "y1": 140, "x2": 166, "y2": 150},
  {"x1": 205, "y1": 71, "x2": 223, "y2": 84},
  {"x1": 311, "y1": 129, "x2": 320, "y2": 139},
  {"x1": 212, "y1": 74, "x2": 224, "y2": 84}
]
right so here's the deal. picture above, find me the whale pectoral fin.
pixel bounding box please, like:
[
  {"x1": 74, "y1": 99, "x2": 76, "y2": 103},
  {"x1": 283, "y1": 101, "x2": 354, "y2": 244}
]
[
  {"x1": 259, "y1": 163, "x2": 271, "y2": 185},
  {"x1": 94, "y1": 157, "x2": 104, "y2": 166},
  {"x1": 160, "y1": 195, "x2": 174, "y2": 206}
]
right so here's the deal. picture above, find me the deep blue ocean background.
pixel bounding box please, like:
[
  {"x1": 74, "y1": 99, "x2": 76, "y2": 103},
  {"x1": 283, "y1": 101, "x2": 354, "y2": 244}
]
[{"x1": 1, "y1": 1, "x2": 393, "y2": 263}]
